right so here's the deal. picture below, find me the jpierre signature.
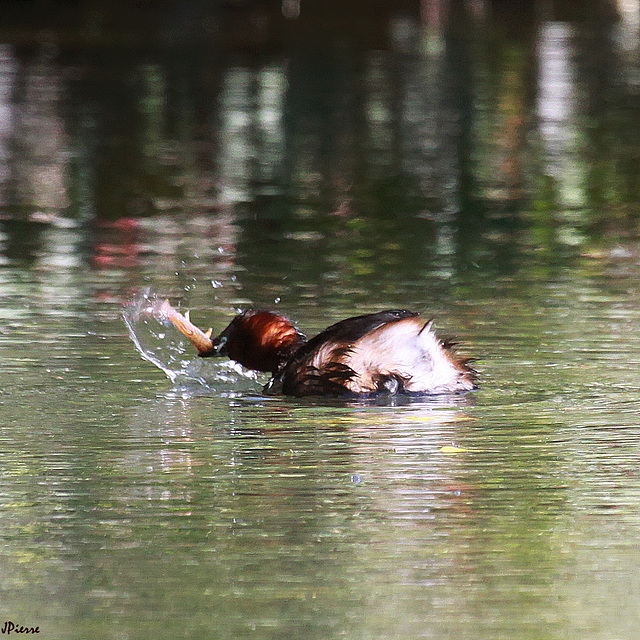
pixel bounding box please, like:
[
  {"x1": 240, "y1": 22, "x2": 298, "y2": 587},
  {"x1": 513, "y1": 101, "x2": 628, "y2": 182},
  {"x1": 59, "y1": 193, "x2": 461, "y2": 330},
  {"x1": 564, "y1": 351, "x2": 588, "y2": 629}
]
[{"x1": 0, "y1": 622, "x2": 39, "y2": 635}]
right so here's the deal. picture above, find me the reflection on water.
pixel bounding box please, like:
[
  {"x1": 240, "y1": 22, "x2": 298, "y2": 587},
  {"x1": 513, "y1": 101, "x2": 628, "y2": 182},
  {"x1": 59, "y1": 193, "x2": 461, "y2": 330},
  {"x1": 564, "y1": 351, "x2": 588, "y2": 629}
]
[
  {"x1": 0, "y1": 2, "x2": 637, "y2": 294},
  {"x1": 1, "y1": 2, "x2": 640, "y2": 639}
]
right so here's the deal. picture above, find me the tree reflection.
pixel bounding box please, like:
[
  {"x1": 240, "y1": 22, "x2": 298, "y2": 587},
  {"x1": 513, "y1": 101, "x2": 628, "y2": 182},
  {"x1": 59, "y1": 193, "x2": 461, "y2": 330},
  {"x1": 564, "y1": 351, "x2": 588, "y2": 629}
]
[{"x1": 0, "y1": 1, "x2": 638, "y2": 295}]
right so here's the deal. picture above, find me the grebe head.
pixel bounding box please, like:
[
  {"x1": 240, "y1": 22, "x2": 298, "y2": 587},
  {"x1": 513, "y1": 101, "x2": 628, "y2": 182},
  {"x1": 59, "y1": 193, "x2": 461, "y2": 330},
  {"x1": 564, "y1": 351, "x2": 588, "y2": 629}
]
[{"x1": 200, "y1": 310, "x2": 305, "y2": 374}]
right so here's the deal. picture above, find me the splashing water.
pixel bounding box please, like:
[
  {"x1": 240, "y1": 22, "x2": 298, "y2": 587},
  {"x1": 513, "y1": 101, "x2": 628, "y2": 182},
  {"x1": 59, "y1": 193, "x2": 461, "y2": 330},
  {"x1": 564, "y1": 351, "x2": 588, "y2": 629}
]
[{"x1": 123, "y1": 289, "x2": 260, "y2": 392}]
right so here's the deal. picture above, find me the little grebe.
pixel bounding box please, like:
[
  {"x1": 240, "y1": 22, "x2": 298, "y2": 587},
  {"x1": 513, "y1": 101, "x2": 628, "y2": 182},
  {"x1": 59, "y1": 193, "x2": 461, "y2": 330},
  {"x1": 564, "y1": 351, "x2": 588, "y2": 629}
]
[{"x1": 155, "y1": 300, "x2": 476, "y2": 396}]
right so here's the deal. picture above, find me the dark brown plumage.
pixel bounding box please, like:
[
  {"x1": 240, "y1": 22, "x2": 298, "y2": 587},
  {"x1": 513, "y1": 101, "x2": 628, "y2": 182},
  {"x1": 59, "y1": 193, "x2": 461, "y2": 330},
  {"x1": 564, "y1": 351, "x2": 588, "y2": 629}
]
[
  {"x1": 201, "y1": 310, "x2": 305, "y2": 375},
  {"x1": 160, "y1": 303, "x2": 476, "y2": 397}
]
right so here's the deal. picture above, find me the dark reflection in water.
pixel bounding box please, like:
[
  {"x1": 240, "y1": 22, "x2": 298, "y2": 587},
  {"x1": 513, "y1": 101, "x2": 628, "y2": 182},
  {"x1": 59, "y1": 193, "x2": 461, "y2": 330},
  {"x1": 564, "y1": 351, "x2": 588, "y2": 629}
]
[
  {"x1": 0, "y1": 1, "x2": 638, "y2": 271},
  {"x1": 2, "y1": 2, "x2": 640, "y2": 640}
]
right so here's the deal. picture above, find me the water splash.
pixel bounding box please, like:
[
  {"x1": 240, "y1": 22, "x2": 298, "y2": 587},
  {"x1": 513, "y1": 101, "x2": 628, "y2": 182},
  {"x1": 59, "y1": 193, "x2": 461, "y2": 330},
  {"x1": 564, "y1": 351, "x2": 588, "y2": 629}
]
[{"x1": 123, "y1": 289, "x2": 259, "y2": 392}]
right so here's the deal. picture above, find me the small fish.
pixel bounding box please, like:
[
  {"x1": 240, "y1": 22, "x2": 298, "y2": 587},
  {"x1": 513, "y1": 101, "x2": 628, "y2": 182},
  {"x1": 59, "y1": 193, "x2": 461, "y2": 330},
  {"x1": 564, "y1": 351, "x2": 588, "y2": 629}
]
[{"x1": 151, "y1": 299, "x2": 214, "y2": 354}]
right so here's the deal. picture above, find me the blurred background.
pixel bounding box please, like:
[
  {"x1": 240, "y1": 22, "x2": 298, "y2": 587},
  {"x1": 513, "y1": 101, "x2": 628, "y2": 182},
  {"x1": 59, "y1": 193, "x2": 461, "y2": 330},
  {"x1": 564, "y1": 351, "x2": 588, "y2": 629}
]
[{"x1": 1, "y1": 0, "x2": 639, "y2": 305}]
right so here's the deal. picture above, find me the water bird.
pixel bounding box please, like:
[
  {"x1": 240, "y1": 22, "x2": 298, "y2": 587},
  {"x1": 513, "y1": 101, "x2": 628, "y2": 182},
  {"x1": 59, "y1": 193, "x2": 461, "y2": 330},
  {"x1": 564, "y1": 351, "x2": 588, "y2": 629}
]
[{"x1": 152, "y1": 300, "x2": 476, "y2": 397}]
